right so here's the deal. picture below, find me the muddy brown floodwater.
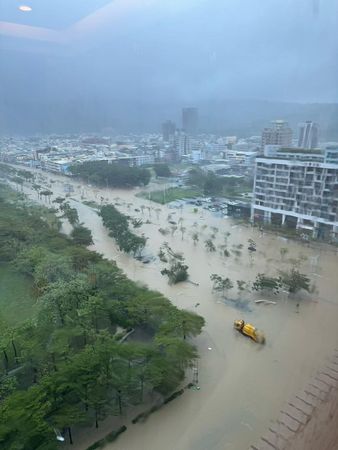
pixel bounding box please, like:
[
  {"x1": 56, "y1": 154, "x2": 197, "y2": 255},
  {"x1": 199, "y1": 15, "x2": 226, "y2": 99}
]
[{"x1": 16, "y1": 169, "x2": 338, "y2": 450}]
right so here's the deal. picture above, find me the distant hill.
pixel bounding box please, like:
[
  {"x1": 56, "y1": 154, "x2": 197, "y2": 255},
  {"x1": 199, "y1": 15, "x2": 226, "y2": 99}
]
[
  {"x1": 197, "y1": 99, "x2": 338, "y2": 140},
  {"x1": 1, "y1": 98, "x2": 337, "y2": 140}
]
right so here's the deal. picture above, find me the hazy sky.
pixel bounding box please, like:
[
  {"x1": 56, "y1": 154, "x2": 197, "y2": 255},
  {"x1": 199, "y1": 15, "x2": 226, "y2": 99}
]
[{"x1": 0, "y1": 0, "x2": 337, "y2": 133}]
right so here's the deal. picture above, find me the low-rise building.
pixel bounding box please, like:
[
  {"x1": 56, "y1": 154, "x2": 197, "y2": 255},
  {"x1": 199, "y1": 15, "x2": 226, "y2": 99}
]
[
  {"x1": 41, "y1": 159, "x2": 71, "y2": 174},
  {"x1": 225, "y1": 149, "x2": 258, "y2": 167},
  {"x1": 325, "y1": 146, "x2": 338, "y2": 164}
]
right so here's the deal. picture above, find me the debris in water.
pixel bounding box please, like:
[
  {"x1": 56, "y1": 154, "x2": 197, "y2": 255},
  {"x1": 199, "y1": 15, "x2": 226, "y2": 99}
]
[
  {"x1": 241, "y1": 421, "x2": 253, "y2": 431},
  {"x1": 195, "y1": 302, "x2": 200, "y2": 308},
  {"x1": 208, "y1": 347, "x2": 212, "y2": 351},
  {"x1": 255, "y1": 300, "x2": 276, "y2": 305}
]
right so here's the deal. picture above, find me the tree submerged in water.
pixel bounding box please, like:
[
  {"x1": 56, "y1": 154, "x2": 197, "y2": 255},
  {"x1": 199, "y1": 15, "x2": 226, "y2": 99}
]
[
  {"x1": 253, "y1": 269, "x2": 313, "y2": 296},
  {"x1": 205, "y1": 239, "x2": 216, "y2": 252},
  {"x1": 278, "y1": 268, "x2": 312, "y2": 294},
  {"x1": 161, "y1": 261, "x2": 189, "y2": 285},
  {"x1": 252, "y1": 273, "x2": 281, "y2": 295},
  {"x1": 210, "y1": 274, "x2": 234, "y2": 297},
  {"x1": 160, "y1": 243, "x2": 189, "y2": 284}
]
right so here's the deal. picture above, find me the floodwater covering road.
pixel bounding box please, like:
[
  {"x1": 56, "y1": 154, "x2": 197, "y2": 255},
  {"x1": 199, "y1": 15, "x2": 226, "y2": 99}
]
[{"x1": 17, "y1": 170, "x2": 338, "y2": 450}]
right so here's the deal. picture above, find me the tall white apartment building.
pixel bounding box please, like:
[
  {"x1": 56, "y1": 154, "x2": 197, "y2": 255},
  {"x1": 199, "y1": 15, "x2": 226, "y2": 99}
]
[{"x1": 252, "y1": 150, "x2": 338, "y2": 240}]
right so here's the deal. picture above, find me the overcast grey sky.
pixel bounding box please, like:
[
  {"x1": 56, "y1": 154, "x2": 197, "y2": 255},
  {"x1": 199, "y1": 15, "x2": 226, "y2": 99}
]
[{"x1": 0, "y1": 0, "x2": 337, "y2": 133}]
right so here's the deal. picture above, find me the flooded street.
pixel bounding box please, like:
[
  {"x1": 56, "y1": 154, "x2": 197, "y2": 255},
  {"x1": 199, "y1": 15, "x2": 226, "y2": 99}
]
[{"x1": 19, "y1": 171, "x2": 338, "y2": 450}]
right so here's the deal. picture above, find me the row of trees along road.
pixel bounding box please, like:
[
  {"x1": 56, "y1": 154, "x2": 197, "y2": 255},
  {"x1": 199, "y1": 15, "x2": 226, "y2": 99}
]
[
  {"x1": 70, "y1": 161, "x2": 151, "y2": 188},
  {"x1": 0, "y1": 194, "x2": 204, "y2": 449},
  {"x1": 100, "y1": 204, "x2": 147, "y2": 256}
]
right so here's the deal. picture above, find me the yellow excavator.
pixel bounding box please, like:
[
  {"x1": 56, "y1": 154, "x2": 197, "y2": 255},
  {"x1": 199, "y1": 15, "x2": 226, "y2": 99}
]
[{"x1": 234, "y1": 319, "x2": 265, "y2": 344}]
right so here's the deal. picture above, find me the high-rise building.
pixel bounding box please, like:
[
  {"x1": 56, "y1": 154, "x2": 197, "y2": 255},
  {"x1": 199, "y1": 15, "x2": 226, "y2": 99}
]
[
  {"x1": 251, "y1": 148, "x2": 338, "y2": 240},
  {"x1": 174, "y1": 131, "x2": 190, "y2": 158},
  {"x1": 261, "y1": 120, "x2": 293, "y2": 149},
  {"x1": 162, "y1": 120, "x2": 176, "y2": 142},
  {"x1": 182, "y1": 107, "x2": 198, "y2": 134},
  {"x1": 298, "y1": 121, "x2": 319, "y2": 149}
]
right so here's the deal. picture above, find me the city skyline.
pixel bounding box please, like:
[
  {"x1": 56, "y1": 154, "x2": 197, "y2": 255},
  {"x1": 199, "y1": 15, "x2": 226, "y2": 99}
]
[{"x1": 1, "y1": 0, "x2": 338, "y2": 135}]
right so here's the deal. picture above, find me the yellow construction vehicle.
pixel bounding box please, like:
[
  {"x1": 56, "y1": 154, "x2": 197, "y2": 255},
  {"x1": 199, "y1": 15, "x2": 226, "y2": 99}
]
[{"x1": 233, "y1": 319, "x2": 265, "y2": 344}]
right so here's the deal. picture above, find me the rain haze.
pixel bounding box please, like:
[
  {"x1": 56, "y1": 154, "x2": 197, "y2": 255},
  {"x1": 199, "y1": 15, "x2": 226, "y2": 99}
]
[
  {"x1": 0, "y1": 0, "x2": 338, "y2": 134},
  {"x1": 1, "y1": 2, "x2": 338, "y2": 450}
]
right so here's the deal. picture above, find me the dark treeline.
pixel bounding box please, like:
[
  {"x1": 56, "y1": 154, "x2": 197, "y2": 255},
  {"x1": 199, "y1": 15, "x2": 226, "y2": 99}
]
[
  {"x1": 100, "y1": 205, "x2": 147, "y2": 256},
  {"x1": 71, "y1": 161, "x2": 151, "y2": 188},
  {"x1": 0, "y1": 189, "x2": 204, "y2": 449},
  {"x1": 153, "y1": 164, "x2": 172, "y2": 178},
  {"x1": 188, "y1": 167, "x2": 253, "y2": 197}
]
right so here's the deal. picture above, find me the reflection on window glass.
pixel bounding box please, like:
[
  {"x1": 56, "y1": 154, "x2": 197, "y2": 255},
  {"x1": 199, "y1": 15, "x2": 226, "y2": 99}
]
[{"x1": 0, "y1": 1, "x2": 337, "y2": 450}]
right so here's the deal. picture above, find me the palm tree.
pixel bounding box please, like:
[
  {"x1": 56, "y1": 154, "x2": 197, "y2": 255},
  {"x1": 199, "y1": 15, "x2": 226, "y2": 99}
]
[
  {"x1": 223, "y1": 231, "x2": 231, "y2": 244},
  {"x1": 205, "y1": 239, "x2": 216, "y2": 252},
  {"x1": 155, "y1": 208, "x2": 161, "y2": 220},
  {"x1": 171, "y1": 225, "x2": 178, "y2": 236},
  {"x1": 192, "y1": 232, "x2": 199, "y2": 245}
]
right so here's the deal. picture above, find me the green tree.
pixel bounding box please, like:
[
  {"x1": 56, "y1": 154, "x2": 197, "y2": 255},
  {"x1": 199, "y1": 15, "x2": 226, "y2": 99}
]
[
  {"x1": 236, "y1": 280, "x2": 248, "y2": 295},
  {"x1": 0, "y1": 386, "x2": 55, "y2": 450},
  {"x1": 205, "y1": 239, "x2": 216, "y2": 252},
  {"x1": 192, "y1": 232, "x2": 199, "y2": 245},
  {"x1": 280, "y1": 247, "x2": 288, "y2": 261},
  {"x1": 180, "y1": 226, "x2": 186, "y2": 240},
  {"x1": 153, "y1": 164, "x2": 172, "y2": 177},
  {"x1": 161, "y1": 261, "x2": 189, "y2": 284},
  {"x1": 279, "y1": 268, "x2": 311, "y2": 294},
  {"x1": 71, "y1": 161, "x2": 151, "y2": 188},
  {"x1": 159, "y1": 310, "x2": 205, "y2": 340},
  {"x1": 52, "y1": 196, "x2": 65, "y2": 206},
  {"x1": 210, "y1": 274, "x2": 234, "y2": 296},
  {"x1": 40, "y1": 190, "x2": 53, "y2": 203},
  {"x1": 170, "y1": 225, "x2": 178, "y2": 236},
  {"x1": 252, "y1": 273, "x2": 281, "y2": 295},
  {"x1": 70, "y1": 225, "x2": 93, "y2": 246}
]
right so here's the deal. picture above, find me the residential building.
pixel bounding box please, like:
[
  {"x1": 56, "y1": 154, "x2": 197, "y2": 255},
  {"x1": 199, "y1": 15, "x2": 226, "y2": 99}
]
[
  {"x1": 182, "y1": 107, "x2": 198, "y2": 134},
  {"x1": 174, "y1": 131, "x2": 190, "y2": 158},
  {"x1": 252, "y1": 151, "x2": 338, "y2": 240},
  {"x1": 264, "y1": 146, "x2": 325, "y2": 163},
  {"x1": 298, "y1": 121, "x2": 319, "y2": 149},
  {"x1": 261, "y1": 120, "x2": 293, "y2": 149},
  {"x1": 325, "y1": 146, "x2": 338, "y2": 164},
  {"x1": 225, "y1": 149, "x2": 258, "y2": 167},
  {"x1": 225, "y1": 136, "x2": 237, "y2": 147},
  {"x1": 191, "y1": 150, "x2": 202, "y2": 163}
]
